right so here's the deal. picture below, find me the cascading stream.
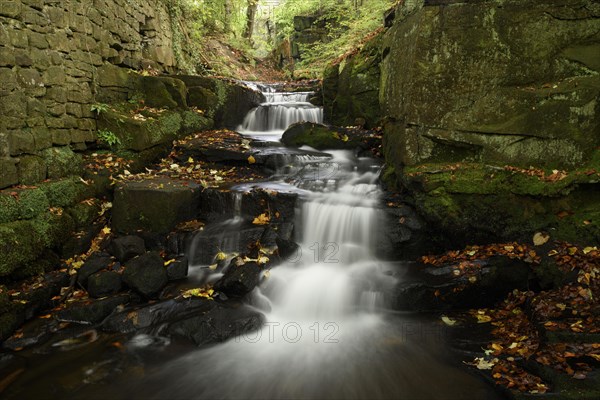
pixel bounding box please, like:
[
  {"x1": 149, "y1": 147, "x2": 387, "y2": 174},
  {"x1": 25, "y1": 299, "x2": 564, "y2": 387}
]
[
  {"x1": 236, "y1": 82, "x2": 323, "y2": 139},
  {"x1": 134, "y1": 84, "x2": 500, "y2": 400}
]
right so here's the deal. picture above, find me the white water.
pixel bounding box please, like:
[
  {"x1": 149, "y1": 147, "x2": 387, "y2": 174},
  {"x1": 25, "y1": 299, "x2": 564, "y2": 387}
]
[
  {"x1": 130, "y1": 84, "x2": 499, "y2": 400},
  {"x1": 237, "y1": 82, "x2": 323, "y2": 139}
]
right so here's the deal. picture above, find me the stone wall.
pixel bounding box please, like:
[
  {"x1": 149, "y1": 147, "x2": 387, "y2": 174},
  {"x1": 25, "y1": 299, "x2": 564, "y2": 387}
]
[
  {"x1": 380, "y1": 0, "x2": 600, "y2": 171},
  {"x1": 0, "y1": 0, "x2": 188, "y2": 189}
]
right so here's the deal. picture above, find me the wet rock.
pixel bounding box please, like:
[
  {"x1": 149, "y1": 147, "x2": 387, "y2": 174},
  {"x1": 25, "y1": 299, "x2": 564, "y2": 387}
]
[
  {"x1": 184, "y1": 225, "x2": 266, "y2": 265},
  {"x1": 168, "y1": 304, "x2": 265, "y2": 346},
  {"x1": 215, "y1": 261, "x2": 263, "y2": 298},
  {"x1": 376, "y1": 203, "x2": 428, "y2": 260},
  {"x1": 87, "y1": 271, "x2": 123, "y2": 298},
  {"x1": 101, "y1": 297, "x2": 216, "y2": 333},
  {"x1": 281, "y1": 122, "x2": 375, "y2": 150},
  {"x1": 122, "y1": 252, "x2": 168, "y2": 298},
  {"x1": 170, "y1": 76, "x2": 264, "y2": 128},
  {"x1": 2, "y1": 317, "x2": 59, "y2": 350},
  {"x1": 166, "y1": 256, "x2": 188, "y2": 281},
  {"x1": 56, "y1": 294, "x2": 131, "y2": 324},
  {"x1": 390, "y1": 256, "x2": 531, "y2": 311},
  {"x1": 112, "y1": 178, "x2": 202, "y2": 234},
  {"x1": 275, "y1": 237, "x2": 300, "y2": 260},
  {"x1": 19, "y1": 271, "x2": 69, "y2": 320},
  {"x1": 77, "y1": 253, "x2": 112, "y2": 287},
  {"x1": 108, "y1": 235, "x2": 146, "y2": 262}
]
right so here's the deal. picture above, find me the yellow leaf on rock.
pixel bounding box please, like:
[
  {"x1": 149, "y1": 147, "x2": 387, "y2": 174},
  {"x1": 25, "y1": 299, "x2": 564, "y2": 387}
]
[
  {"x1": 441, "y1": 316, "x2": 457, "y2": 326},
  {"x1": 102, "y1": 227, "x2": 111, "y2": 235},
  {"x1": 533, "y1": 232, "x2": 550, "y2": 246},
  {"x1": 252, "y1": 213, "x2": 270, "y2": 225},
  {"x1": 247, "y1": 155, "x2": 256, "y2": 164}
]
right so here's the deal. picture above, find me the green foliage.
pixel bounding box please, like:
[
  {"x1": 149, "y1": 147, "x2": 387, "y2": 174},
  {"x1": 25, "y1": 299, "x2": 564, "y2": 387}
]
[
  {"x1": 90, "y1": 103, "x2": 109, "y2": 115},
  {"x1": 97, "y1": 129, "x2": 122, "y2": 148},
  {"x1": 274, "y1": 0, "x2": 395, "y2": 76}
]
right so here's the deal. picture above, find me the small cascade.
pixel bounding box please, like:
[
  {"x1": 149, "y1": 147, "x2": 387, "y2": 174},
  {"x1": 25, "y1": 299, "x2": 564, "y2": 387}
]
[{"x1": 237, "y1": 82, "x2": 323, "y2": 139}]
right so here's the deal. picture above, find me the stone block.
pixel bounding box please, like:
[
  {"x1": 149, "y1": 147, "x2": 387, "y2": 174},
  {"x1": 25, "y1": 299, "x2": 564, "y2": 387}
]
[
  {"x1": 0, "y1": 48, "x2": 16, "y2": 67},
  {"x1": 8, "y1": 130, "x2": 35, "y2": 156},
  {"x1": 27, "y1": 31, "x2": 48, "y2": 49},
  {"x1": 0, "y1": 158, "x2": 18, "y2": 189},
  {"x1": 42, "y1": 66, "x2": 66, "y2": 86},
  {"x1": 17, "y1": 155, "x2": 47, "y2": 184},
  {"x1": 0, "y1": 1, "x2": 21, "y2": 18},
  {"x1": 32, "y1": 126, "x2": 52, "y2": 150},
  {"x1": 112, "y1": 178, "x2": 202, "y2": 234},
  {"x1": 40, "y1": 146, "x2": 83, "y2": 178}
]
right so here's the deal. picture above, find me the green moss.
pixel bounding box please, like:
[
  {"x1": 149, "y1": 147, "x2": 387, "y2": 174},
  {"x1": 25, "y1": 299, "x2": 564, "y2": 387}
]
[
  {"x1": 0, "y1": 220, "x2": 45, "y2": 276},
  {"x1": 147, "y1": 111, "x2": 183, "y2": 144},
  {"x1": 32, "y1": 212, "x2": 75, "y2": 248},
  {"x1": 39, "y1": 178, "x2": 90, "y2": 208},
  {"x1": 181, "y1": 111, "x2": 213, "y2": 134},
  {"x1": 67, "y1": 199, "x2": 101, "y2": 228}
]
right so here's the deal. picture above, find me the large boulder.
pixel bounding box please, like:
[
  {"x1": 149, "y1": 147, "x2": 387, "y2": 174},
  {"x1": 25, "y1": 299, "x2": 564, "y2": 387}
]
[
  {"x1": 112, "y1": 177, "x2": 202, "y2": 234},
  {"x1": 122, "y1": 252, "x2": 168, "y2": 298},
  {"x1": 322, "y1": 31, "x2": 383, "y2": 128},
  {"x1": 214, "y1": 261, "x2": 263, "y2": 298},
  {"x1": 281, "y1": 122, "x2": 364, "y2": 150},
  {"x1": 381, "y1": 0, "x2": 600, "y2": 174},
  {"x1": 171, "y1": 76, "x2": 265, "y2": 128}
]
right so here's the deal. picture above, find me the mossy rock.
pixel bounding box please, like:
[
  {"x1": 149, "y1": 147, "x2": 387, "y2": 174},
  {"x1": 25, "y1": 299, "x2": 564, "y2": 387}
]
[
  {"x1": 17, "y1": 155, "x2": 47, "y2": 185},
  {"x1": 112, "y1": 177, "x2": 202, "y2": 234},
  {"x1": 40, "y1": 146, "x2": 83, "y2": 179},
  {"x1": 400, "y1": 162, "x2": 600, "y2": 246},
  {"x1": 97, "y1": 107, "x2": 183, "y2": 152},
  {"x1": 181, "y1": 110, "x2": 213, "y2": 135},
  {"x1": 67, "y1": 199, "x2": 102, "y2": 228},
  {"x1": 0, "y1": 187, "x2": 49, "y2": 223},
  {"x1": 187, "y1": 86, "x2": 220, "y2": 117},
  {"x1": 281, "y1": 122, "x2": 363, "y2": 150},
  {"x1": 0, "y1": 211, "x2": 74, "y2": 277},
  {"x1": 39, "y1": 177, "x2": 91, "y2": 208},
  {"x1": 139, "y1": 76, "x2": 187, "y2": 109}
]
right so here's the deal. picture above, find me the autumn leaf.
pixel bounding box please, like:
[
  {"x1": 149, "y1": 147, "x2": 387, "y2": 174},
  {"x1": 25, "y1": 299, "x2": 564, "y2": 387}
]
[
  {"x1": 252, "y1": 213, "x2": 270, "y2": 225},
  {"x1": 182, "y1": 287, "x2": 214, "y2": 299},
  {"x1": 441, "y1": 315, "x2": 457, "y2": 326},
  {"x1": 247, "y1": 155, "x2": 256, "y2": 164},
  {"x1": 533, "y1": 232, "x2": 550, "y2": 246}
]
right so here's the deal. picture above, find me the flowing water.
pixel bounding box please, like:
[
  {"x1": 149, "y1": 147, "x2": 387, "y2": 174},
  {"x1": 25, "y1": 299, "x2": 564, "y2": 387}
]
[
  {"x1": 2, "y1": 83, "x2": 501, "y2": 400},
  {"x1": 237, "y1": 83, "x2": 323, "y2": 140},
  {"x1": 123, "y1": 85, "x2": 500, "y2": 399}
]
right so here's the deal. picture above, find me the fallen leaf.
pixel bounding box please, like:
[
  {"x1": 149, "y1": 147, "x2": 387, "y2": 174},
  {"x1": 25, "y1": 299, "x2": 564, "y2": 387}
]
[
  {"x1": 533, "y1": 232, "x2": 550, "y2": 246},
  {"x1": 247, "y1": 155, "x2": 256, "y2": 164},
  {"x1": 441, "y1": 316, "x2": 457, "y2": 326}
]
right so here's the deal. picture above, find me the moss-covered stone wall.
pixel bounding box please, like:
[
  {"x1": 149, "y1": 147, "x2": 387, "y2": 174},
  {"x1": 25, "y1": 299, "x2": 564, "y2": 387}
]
[
  {"x1": 380, "y1": 0, "x2": 600, "y2": 172},
  {"x1": 0, "y1": 0, "x2": 200, "y2": 189}
]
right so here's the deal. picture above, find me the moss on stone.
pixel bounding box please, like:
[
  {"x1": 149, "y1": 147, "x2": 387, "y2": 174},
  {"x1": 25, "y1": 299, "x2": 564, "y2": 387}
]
[
  {"x1": 41, "y1": 146, "x2": 83, "y2": 179},
  {"x1": 67, "y1": 199, "x2": 101, "y2": 228},
  {"x1": 181, "y1": 110, "x2": 213, "y2": 134},
  {"x1": 0, "y1": 220, "x2": 45, "y2": 276},
  {"x1": 281, "y1": 122, "x2": 363, "y2": 149},
  {"x1": 39, "y1": 178, "x2": 90, "y2": 208}
]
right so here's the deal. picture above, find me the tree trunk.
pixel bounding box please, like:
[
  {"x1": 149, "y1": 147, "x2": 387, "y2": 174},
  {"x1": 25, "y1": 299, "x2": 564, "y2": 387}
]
[{"x1": 243, "y1": 0, "x2": 258, "y2": 39}]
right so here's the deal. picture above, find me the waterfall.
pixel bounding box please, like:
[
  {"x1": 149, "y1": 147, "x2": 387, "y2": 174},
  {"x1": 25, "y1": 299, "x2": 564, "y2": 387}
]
[{"x1": 237, "y1": 83, "x2": 323, "y2": 139}]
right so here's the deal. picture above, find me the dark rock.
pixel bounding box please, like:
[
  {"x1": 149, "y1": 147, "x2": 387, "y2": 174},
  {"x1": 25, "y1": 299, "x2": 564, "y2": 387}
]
[
  {"x1": 168, "y1": 304, "x2": 265, "y2": 346},
  {"x1": 390, "y1": 256, "x2": 532, "y2": 311},
  {"x1": 376, "y1": 203, "x2": 427, "y2": 260},
  {"x1": 87, "y1": 271, "x2": 123, "y2": 298},
  {"x1": 166, "y1": 256, "x2": 189, "y2": 281},
  {"x1": 112, "y1": 178, "x2": 202, "y2": 234},
  {"x1": 281, "y1": 122, "x2": 368, "y2": 150},
  {"x1": 77, "y1": 254, "x2": 112, "y2": 287},
  {"x1": 109, "y1": 235, "x2": 146, "y2": 262},
  {"x1": 185, "y1": 225, "x2": 265, "y2": 265},
  {"x1": 139, "y1": 76, "x2": 187, "y2": 109},
  {"x1": 56, "y1": 294, "x2": 131, "y2": 324},
  {"x1": 122, "y1": 252, "x2": 168, "y2": 298},
  {"x1": 101, "y1": 297, "x2": 216, "y2": 333},
  {"x1": 169, "y1": 76, "x2": 264, "y2": 128},
  {"x1": 215, "y1": 261, "x2": 263, "y2": 298},
  {"x1": 2, "y1": 317, "x2": 58, "y2": 350},
  {"x1": 275, "y1": 237, "x2": 300, "y2": 260}
]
